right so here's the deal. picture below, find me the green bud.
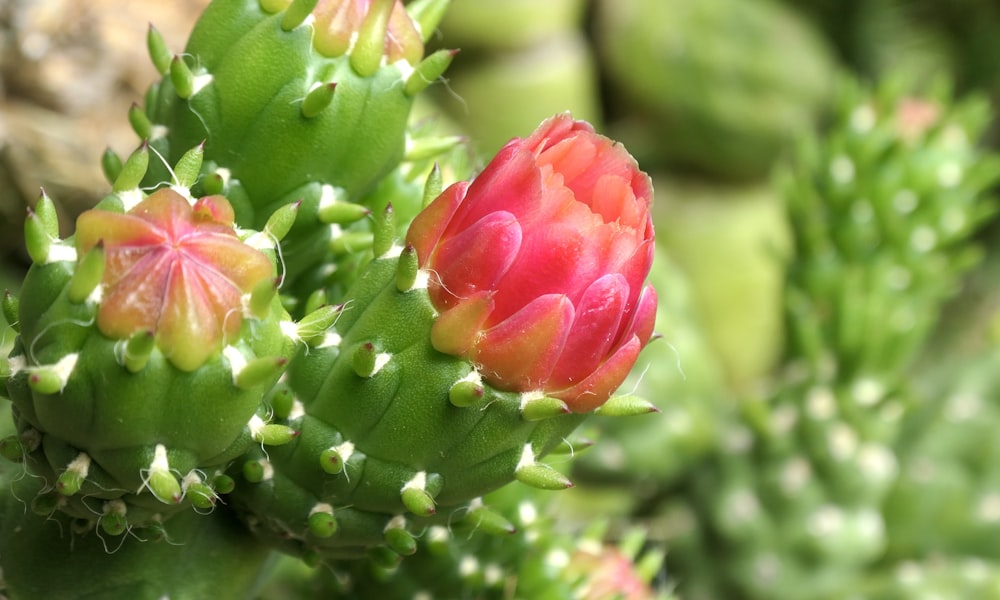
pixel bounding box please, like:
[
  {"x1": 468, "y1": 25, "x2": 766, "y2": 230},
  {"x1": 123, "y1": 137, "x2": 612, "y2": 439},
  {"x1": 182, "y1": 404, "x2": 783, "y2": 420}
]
[
  {"x1": 264, "y1": 201, "x2": 301, "y2": 242},
  {"x1": 395, "y1": 245, "x2": 420, "y2": 292},
  {"x1": 173, "y1": 141, "x2": 205, "y2": 188},
  {"x1": 234, "y1": 356, "x2": 289, "y2": 390},
  {"x1": 301, "y1": 82, "x2": 337, "y2": 118},
  {"x1": 308, "y1": 505, "x2": 338, "y2": 538},
  {"x1": 449, "y1": 378, "x2": 485, "y2": 408},
  {"x1": 68, "y1": 241, "x2": 105, "y2": 303},
  {"x1": 128, "y1": 103, "x2": 152, "y2": 139},
  {"x1": 405, "y1": 49, "x2": 457, "y2": 96},
  {"x1": 113, "y1": 141, "x2": 150, "y2": 192},
  {"x1": 3, "y1": 290, "x2": 20, "y2": 333},
  {"x1": 101, "y1": 147, "x2": 123, "y2": 185},
  {"x1": 170, "y1": 55, "x2": 195, "y2": 99},
  {"x1": 147, "y1": 23, "x2": 172, "y2": 75},
  {"x1": 520, "y1": 394, "x2": 570, "y2": 421},
  {"x1": 594, "y1": 394, "x2": 660, "y2": 416}
]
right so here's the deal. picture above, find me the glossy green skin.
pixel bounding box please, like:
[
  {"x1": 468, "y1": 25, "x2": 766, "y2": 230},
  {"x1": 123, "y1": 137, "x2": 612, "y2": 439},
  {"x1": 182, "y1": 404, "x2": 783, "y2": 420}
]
[
  {"x1": 6, "y1": 255, "x2": 295, "y2": 522},
  {"x1": 232, "y1": 254, "x2": 586, "y2": 560}
]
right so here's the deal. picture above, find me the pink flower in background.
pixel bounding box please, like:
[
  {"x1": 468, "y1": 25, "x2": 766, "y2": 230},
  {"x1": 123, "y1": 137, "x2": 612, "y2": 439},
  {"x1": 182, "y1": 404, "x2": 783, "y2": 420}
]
[
  {"x1": 407, "y1": 113, "x2": 657, "y2": 412},
  {"x1": 76, "y1": 189, "x2": 273, "y2": 371}
]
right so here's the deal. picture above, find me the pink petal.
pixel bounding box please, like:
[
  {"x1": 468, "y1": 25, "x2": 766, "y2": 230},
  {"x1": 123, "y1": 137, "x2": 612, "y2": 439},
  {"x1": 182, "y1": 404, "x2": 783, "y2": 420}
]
[
  {"x1": 430, "y1": 211, "x2": 521, "y2": 309},
  {"x1": 181, "y1": 232, "x2": 274, "y2": 292},
  {"x1": 76, "y1": 211, "x2": 164, "y2": 254},
  {"x1": 157, "y1": 260, "x2": 239, "y2": 371},
  {"x1": 553, "y1": 335, "x2": 644, "y2": 413},
  {"x1": 97, "y1": 249, "x2": 172, "y2": 338},
  {"x1": 548, "y1": 274, "x2": 629, "y2": 390},
  {"x1": 406, "y1": 182, "x2": 467, "y2": 265},
  {"x1": 472, "y1": 294, "x2": 574, "y2": 392},
  {"x1": 430, "y1": 291, "x2": 494, "y2": 356}
]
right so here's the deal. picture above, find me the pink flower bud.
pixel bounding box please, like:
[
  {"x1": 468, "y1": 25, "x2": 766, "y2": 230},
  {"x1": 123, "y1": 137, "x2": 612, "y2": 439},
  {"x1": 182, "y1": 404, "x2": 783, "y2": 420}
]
[
  {"x1": 75, "y1": 189, "x2": 274, "y2": 372},
  {"x1": 407, "y1": 114, "x2": 657, "y2": 412}
]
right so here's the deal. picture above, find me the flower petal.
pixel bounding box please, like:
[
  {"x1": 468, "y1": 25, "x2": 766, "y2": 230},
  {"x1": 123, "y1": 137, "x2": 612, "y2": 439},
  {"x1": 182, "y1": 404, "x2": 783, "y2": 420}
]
[
  {"x1": 430, "y1": 211, "x2": 521, "y2": 309},
  {"x1": 406, "y1": 182, "x2": 467, "y2": 265},
  {"x1": 553, "y1": 335, "x2": 644, "y2": 413},
  {"x1": 472, "y1": 294, "x2": 574, "y2": 392},
  {"x1": 548, "y1": 274, "x2": 629, "y2": 390},
  {"x1": 430, "y1": 291, "x2": 494, "y2": 357}
]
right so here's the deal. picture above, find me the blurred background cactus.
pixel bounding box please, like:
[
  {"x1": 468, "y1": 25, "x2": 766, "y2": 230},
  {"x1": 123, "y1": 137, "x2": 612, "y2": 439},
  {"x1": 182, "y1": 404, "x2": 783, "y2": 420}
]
[{"x1": 6, "y1": 0, "x2": 1000, "y2": 598}]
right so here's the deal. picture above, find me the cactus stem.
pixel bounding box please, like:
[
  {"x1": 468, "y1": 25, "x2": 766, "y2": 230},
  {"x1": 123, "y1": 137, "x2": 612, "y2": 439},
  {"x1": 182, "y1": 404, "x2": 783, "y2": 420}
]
[
  {"x1": 352, "y1": 342, "x2": 391, "y2": 378},
  {"x1": 318, "y1": 185, "x2": 369, "y2": 224},
  {"x1": 514, "y1": 444, "x2": 573, "y2": 490},
  {"x1": 3, "y1": 290, "x2": 19, "y2": 333},
  {"x1": 172, "y1": 141, "x2": 205, "y2": 189},
  {"x1": 464, "y1": 498, "x2": 517, "y2": 535},
  {"x1": 144, "y1": 444, "x2": 183, "y2": 504},
  {"x1": 406, "y1": 0, "x2": 451, "y2": 43},
  {"x1": 449, "y1": 372, "x2": 485, "y2": 408},
  {"x1": 100, "y1": 500, "x2": 129, "y2": 536},
  {"x1": 56, "y1": 452, "x2": 91, "y2": 496},
  {"x1": 308, "y1": 503, "x2": 338, "y2": 538},
  {"x1": 422, "y1": 163, "x2": 443, "y2": 208},
  {"x1": 248, "y1": 414, "x2": 299, "y2": 445},
  {"x1": 113, "y1": 140, "x2": 150, "y2": 195},
  {"x1": 296, "y1": 303, "x2": 346, "y2": 345},
  {"x1": 405, "y1": 135, "x2": 465, "y2": 162},
  {"x1": 519, "y1": 392, "x2": 571, "y2": 421},
  {"x1": 301, "y1": 82, "x2": 337, "y2": 118},
  {"x1": 395, "y1": 244, "x2": 421, "y2": 292},
  {"x1": 351, "y1": 0, "x2": 394, "y2": 77},
  {"x1": 68, "y1": 241, "x2": 106, "y2": 304},
  {"x1": 281, "y1": 0, "x2": 318, "y2": 31},
  {"x1": 400, "y1": 471, "x2": 436, "y2": 517},
  {"x1": 404, "y1": 49, "x2": 457, "y2": 97},
  {"x1": 383, "y1": 515, "x2": 418, "y2": 556},
  {"x1": 147, "y1": 23, "x2": 172, "y2": 75},
  {"x1": 594, "y1": 394, "x2": 660, "y2": 416},
  {"x1": 28, "y1": 353, "x2": 78, "y2": 395}
]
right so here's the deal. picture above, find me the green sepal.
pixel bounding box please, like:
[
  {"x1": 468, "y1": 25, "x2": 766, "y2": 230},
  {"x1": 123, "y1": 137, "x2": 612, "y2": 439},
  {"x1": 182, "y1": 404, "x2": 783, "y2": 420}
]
[
  {"x1": 264, "y1": 201, "x2": 301, "y2": 242},
  {"x1": 515, "y1": 463, "x2": 574, "y2": 490},
  {"x1": 101, "y1": 147, "x2": 123, "y2": 185},
  {"x1": 308, "y1": 507, "x2": 338, "y2": 538},
  {"x1": 373, "y1": 203, "x2": 397, "y2": 258},
  {"x1": 297, "y1": 303, "x2": 345, "y2": 345},
  {"x1": 172, "y1": 141, "x2": 205, "y2": 188},
  {"x1": 147, "y1": 23, "x2": 172, "y2": 75},
  {"x1": 33, "y1": 190, "x2": 59, "y2": 239},
  {"x1": 301, "y1": 82, "x2": 337, "y2": 118},
  {"x1": 404, "y1": 48, "x2": 457, "y2": 96},
  {"x1": 449, "y1": 378, "x2": 485, "y2": 408},
  {"x1": 67, "y1": 241, "x2": 105, "y2": 304},
  {"x1": 401, "y1": 485, "x2": 436, "y2": 517},
  {"x1": 521, "y1": 395, "x2": 571, "y2": 421},
  {"x1": 395, "y1": 244, "x2": 420, "y2": 292},
  {"x1": 3, "y1": 290, "x2": 19, "y2": 333},
  {"x1": 281, "y1": 0, "x2": 319, "y2": 31},
  {"x1": 384, "y1": 520, "x2": 418, "y2": 556},
  {"x1": 593, "y1": 394, "x2": 660, "y2": 416},
  {"x1": 128, "y1": 102, "x2": 153, "y2": 139},
  {"x1": 407, "y1": 0, "x2": 452, "y2": 43},
  {"x1": 122, "y1": 330, "x2": 156, "y2": 373},
  {"x1": 463, "y1": 501, "x2": 517, "y2": 535},
  {"x1": 24, "y1": 208, "x2": 52, "y2": 265},
  {"x1": 169, "y1": 55, "x2": 195, "y2": 99},
  {"x1": 113, "y1": 141, "x2": 150, "y2": 192},
  {"x1": 234, "y1": 356, "x2": 289, "y2": 390},
  {"x1": 351, "y1": 0, "x2": 394, "y2": 77}
]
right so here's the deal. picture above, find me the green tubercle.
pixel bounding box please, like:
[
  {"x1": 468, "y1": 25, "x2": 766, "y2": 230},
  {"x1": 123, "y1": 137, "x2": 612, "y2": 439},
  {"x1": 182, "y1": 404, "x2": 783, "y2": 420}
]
[{"x1": 301, "y1": 82, "x2": 337, "y2": 118}]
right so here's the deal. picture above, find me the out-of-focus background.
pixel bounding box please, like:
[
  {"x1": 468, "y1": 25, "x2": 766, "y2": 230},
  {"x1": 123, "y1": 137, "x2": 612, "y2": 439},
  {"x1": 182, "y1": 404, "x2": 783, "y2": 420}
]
[{"x1": 6, "y1": 1, "x2": 1000, "y2": 598}]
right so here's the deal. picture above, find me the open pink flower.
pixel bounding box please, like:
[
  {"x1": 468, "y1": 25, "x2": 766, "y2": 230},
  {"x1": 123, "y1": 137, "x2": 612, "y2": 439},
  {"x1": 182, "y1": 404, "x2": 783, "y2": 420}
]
[
  {"x1": 407, "y1": 114, "x2": 657, "y2": 412},
  {"x1": 75, "y1": 189, "x2": 273, "y2": 371}
]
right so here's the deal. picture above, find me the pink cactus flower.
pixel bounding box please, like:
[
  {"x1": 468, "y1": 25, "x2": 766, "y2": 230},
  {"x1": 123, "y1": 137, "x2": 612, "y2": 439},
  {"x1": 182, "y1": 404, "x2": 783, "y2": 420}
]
[
  {"x1": 75, "y1": 189, "x2": 273, "y2": 371},
  {"x1": 407, "y1": 113, "x2": 658, "y2": 412}
]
